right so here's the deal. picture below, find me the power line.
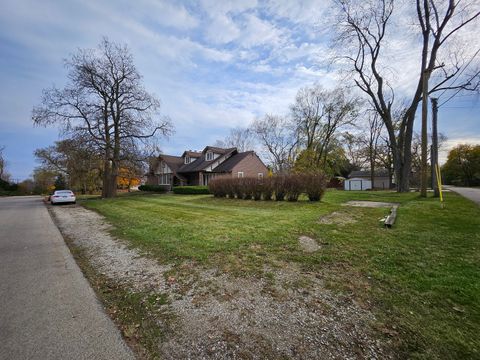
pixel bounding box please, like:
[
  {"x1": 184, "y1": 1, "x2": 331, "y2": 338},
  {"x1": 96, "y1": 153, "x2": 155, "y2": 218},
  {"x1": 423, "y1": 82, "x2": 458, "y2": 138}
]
[{"x1": 436, "y1": 46, "x2": 480, "y2": 102}]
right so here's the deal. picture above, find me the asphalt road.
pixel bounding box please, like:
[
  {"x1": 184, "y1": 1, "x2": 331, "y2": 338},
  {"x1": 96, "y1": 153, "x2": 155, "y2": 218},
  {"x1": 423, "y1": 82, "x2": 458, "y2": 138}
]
[
  {"x1": 0, "y1": 196, "x2": 134, "y2": 360},
  {"x1": 445, "y1": 186, "x2": 480, "y2": 206}
]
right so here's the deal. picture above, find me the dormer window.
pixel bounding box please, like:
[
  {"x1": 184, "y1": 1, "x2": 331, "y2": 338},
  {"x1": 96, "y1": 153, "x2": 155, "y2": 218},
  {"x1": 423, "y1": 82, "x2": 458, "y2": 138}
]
[
  {"x1": 185, "y1": 156, "x2": 190, "y2": 164},
  {"x1": 206, "y1": 151, "x2": 214, "y2": 161}
]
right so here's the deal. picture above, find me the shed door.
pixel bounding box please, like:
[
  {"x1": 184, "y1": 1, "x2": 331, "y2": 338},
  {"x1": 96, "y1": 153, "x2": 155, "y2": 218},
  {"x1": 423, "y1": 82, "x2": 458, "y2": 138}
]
[{"x1": 350, "y1": 180, "x2": 362, "y2": 190}]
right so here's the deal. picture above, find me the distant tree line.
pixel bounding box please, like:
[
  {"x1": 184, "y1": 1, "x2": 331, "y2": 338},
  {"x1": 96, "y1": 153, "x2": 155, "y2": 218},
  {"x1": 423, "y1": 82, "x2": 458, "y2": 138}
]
[{"x1": 442, "y1": 144, "x2": 480, "y2": 186}]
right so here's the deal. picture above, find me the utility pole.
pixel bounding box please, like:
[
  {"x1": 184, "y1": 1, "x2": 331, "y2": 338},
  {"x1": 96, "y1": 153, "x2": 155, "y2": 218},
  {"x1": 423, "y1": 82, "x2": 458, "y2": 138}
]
[
  {"x1": 420, "y1": 69, "x2": 429, "y2": 197},
  {"x1": 431, "y1": 97, "x2": 439, "y2": 197}
]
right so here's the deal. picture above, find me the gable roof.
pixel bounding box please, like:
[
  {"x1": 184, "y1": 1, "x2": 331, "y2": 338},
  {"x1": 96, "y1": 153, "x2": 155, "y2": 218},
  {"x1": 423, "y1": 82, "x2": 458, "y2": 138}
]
[
  {"x1": 349, "y1": 169, "x2": 389, "y2": 178},
  {"x1": 202, "y1": 146, "x2": 235, "y2": 155},
  {"x1": 158, "y1": 154, "x2": 184, "y2": 172},
  {"x1": 177, "y1": 147, "x2": 237, "y2": 173},
  {"x1": 181, "y1": 150, "x2": 202, "y2": 158},
  {"x1": 213, "y1": 151, "x2": 256, "y2": 172}
]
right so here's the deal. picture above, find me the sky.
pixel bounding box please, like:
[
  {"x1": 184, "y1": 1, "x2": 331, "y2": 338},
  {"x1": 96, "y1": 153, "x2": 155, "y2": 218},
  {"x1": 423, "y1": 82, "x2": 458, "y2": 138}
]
[{"x1": 0, "y1": 0, "x2": 479, "y2": 181}]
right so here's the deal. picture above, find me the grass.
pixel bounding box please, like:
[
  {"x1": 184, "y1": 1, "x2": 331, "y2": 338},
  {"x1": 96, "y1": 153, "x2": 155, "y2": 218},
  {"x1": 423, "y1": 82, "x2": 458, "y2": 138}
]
[{"x1": 81, "y1": 190, "x2": 480, "y2": 359}]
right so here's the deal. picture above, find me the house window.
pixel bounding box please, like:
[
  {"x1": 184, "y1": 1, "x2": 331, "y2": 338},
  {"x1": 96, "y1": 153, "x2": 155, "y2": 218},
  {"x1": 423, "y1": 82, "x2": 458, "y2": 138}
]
[
  {"x1": 185, "y1": 156, "x2": 190, "y2": 164},
  {"x1": 258, "y1": 173, "x2": 264, "y2": 179},
  {"x1": 237, "y1": 172, "x2": 244, "y2": 178},
  {"x1": 160, "y1": 174, "x2": 170, "y2": 185},
  {"x1": 206, "y1": 151, "x2": 214, "y2": 161}
]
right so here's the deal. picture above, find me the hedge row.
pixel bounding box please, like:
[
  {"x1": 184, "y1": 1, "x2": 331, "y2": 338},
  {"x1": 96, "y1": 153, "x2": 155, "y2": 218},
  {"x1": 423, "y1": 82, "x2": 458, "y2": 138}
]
[
  {"x1": 173, "y1": 186, "x2": 210, "y2": 194},
  {"x1": 138, "y1": 184, "x2": 168, "y2": 192},
  {"x1": 208, "y1": 173, "x2": 327, "y2": 202}
]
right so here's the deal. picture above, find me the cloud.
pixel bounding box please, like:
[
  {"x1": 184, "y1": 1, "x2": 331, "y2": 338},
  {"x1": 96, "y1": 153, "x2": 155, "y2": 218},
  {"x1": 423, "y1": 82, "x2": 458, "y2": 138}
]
[
  {"x1": 265, "y1": 0, "x2": 331, "y2": 26},
  {"x1": 238, "y1": 14, "x2": 286, "y2": 48},
  {"x1": 134, "y1": 0, "x2": 199, "y2": 30},
  {"x1": 0, "y1": 0, "x2": 478, "y2": 180}
]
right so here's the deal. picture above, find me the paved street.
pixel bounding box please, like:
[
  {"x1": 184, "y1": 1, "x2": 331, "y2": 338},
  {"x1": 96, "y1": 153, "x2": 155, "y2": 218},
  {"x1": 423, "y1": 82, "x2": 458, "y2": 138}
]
[
  {"x1": 445, "y1": 186, "x2": 480, "y2": 206},
  {"x1": 0, "y1": 196, "x2": 133, "y2": 360}
]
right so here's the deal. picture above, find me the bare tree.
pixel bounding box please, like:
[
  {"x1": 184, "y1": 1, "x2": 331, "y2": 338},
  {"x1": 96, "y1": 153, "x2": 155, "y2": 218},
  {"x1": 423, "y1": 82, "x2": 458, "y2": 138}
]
[
  {"x1": 251, "y1": 115, "x2": 298, "y2": 173},
  {"x1": 32, "y1": 38, "x2": 173, "y2": 198},
  {"x1": 363, "y1": 112, "x2": 384, "y2": 187},
  {"x1": 343, "y1": 132, "x2": 367, "y2": 170},
  {"x1": 290, "y1": 84, "x2": 358, "y2": 169},
  {"x1": 334, "y1": 0, "x2": 479, "y2": 192},
  {"x1": 215, "y1": 127, "x2": 255, "y2": 152}
]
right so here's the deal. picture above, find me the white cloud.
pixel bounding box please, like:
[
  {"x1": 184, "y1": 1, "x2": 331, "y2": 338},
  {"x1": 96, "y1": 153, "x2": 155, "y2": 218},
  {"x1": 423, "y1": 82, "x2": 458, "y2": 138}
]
[
  {"x1": 238, "y1": 14, "x2": 286, "y2": 48},
  {"x1": 265, "y1": 0, "x2": 332, "y2": 26},
  {"x1": 204, "y1": 14, "x2": 241, "y2": 44},
  {"x1": 135, "y1": 0, "x2": 199, "y2": 30}
]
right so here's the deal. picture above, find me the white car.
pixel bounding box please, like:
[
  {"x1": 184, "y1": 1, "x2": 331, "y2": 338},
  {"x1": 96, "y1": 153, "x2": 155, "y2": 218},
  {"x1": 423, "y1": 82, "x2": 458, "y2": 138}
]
[{"x1": 50, "y1": 190, "x2": 76, "y2": 205}]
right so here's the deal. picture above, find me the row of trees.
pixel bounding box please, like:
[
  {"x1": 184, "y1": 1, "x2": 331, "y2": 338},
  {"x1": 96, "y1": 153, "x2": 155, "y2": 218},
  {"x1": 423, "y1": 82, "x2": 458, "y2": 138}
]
[
  {"x1": 442, "y1": 144, "x2": 480, "y2": 186},
  {"x1": 216, "y1": 84, "x2": 443, "y2": 189},
  {"x1": 215, "y1": 1, "x2": 478, "y2": 193},
  {"x1": 33, "y1": 138, "x2": 142, "y2": 194},
  {"x1": 333, "y1": 0, "x2": 479, "y2": 193},
  {"x1": 31, "y1": 0, "x2": 479, "y2": 197}
]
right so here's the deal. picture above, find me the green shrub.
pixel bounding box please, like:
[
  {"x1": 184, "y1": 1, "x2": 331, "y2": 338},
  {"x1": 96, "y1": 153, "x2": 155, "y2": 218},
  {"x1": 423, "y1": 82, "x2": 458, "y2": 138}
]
[
  {"x1": 173, "y1": 186, "x2": 210, "y2": 194},
  {"x1": 138, "y1": 184, "x2": 168, "y2": 192}
]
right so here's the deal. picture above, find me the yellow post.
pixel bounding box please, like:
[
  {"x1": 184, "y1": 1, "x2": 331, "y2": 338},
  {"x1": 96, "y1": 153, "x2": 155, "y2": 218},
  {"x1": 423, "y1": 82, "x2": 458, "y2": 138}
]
[{"x1": 435, "y1": 164, "x2": 444, "y2": 207}]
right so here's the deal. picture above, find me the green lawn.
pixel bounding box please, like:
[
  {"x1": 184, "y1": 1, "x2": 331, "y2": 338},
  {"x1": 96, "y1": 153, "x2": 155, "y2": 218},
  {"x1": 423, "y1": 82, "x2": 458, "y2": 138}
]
[{"x1": 82, "y1": 190, "x2": 480, "y2": 359}]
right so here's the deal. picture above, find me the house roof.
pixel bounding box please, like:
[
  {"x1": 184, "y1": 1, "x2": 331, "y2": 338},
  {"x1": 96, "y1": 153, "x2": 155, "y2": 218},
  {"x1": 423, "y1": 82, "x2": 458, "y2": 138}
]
[
  {"x1": 181, "y1": 150, "x2": 202, "y2": 158},
  {"x1": 155, "y1": 146, "x2": 259, "y2": 174},
  {"x1": 202, "y1": 146, "x2": 235, "y2": 155},
  {"x1": 158, "y1": 154, "x2": 184, "y2": 172},
  {"x1": 177, "y1": 147, "x2": 238, "y2": 173},
  {"x1": 349, "y1": 169, "x2": 389, "y2": 178},
  {"x1": 213, "y1": 151, "x2": 255, "y2": 172}
]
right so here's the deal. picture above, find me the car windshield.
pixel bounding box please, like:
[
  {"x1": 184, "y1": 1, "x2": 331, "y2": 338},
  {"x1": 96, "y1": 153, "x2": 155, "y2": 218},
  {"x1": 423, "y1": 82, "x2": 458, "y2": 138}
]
[{"x1": 55, "y1": 191, "x2": 73, "y2": 194}]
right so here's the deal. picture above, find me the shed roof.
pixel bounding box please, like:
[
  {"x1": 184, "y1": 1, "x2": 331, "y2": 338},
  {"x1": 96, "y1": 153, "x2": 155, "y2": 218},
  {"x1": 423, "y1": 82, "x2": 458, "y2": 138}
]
[{"x1": 349, "y1": 169, "x2": 389, "y2": 178}]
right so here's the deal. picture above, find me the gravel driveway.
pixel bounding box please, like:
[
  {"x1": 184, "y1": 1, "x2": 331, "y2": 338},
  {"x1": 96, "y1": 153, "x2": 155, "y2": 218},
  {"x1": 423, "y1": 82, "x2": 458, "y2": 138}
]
[{"x1": 50, "y1": 203, "x2": 391, "y2": 359}]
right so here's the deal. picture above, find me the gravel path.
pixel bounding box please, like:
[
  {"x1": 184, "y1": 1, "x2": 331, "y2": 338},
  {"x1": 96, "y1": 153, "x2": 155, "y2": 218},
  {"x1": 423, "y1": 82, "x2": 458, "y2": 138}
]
[{"x1": 51, "y1": 204, "x2": 391, "y2": 359}]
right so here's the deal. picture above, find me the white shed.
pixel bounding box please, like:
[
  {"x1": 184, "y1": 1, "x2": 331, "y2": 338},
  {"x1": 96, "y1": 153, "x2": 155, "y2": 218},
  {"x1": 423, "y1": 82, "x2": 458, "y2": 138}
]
[{"x1": 344, "y1": 177, "x2": 372, "y2": 191}]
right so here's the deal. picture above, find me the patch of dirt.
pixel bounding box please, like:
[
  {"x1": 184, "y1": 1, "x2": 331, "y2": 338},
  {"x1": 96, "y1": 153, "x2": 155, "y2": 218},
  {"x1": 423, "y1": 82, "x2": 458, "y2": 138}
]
[
  {"x1": 318, "y1": 211, "x2": 358, "y2": 225},
  {"x1": 50, "y1": 204, "x2": 392, "y2": 360},
  {"x1": 298, "y1": 235, "x2": 320, "y2": 252},
  {"x1": 344, "y1": 201, "x2": 399, "y2": 208}
]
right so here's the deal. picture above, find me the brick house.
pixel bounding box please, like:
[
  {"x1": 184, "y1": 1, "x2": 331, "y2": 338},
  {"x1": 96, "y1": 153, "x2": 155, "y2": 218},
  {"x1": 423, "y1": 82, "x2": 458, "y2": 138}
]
[{"x1": 147, "y1": 146, "x2": 268, "y2": 190}]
